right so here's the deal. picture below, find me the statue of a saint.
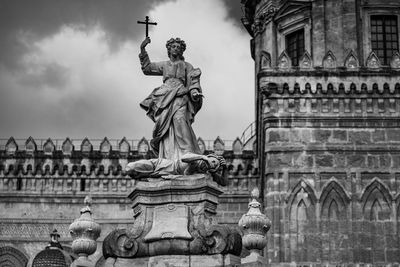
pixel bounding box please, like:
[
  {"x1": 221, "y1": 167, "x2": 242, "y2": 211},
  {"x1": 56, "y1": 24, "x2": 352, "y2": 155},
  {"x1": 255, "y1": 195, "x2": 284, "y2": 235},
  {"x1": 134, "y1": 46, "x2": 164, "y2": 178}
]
[
  {"x1": 127, "y1": 37, "x2": 227, "y2": 185},
  {"x1": 139, "y1": 36, "x2": 203, "y2": 160}
]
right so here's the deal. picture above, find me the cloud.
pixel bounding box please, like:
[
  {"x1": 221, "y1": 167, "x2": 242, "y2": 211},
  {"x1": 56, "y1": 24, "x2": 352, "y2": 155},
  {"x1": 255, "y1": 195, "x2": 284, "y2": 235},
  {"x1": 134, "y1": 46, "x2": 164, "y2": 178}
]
[
  {"x1": 0, "y1": 0, "x2": 162, "y2": 70},
  {"x1": 0, "y1": 0, "x2": 253, "y2": 142},
  {"x1": 148, "y1": 0, "x2": 254, "y2": 139}
]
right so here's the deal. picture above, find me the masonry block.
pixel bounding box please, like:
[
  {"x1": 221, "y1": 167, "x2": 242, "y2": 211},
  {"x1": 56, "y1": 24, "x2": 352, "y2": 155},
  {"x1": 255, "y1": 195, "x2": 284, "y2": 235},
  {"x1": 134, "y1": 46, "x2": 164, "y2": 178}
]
[{"x1": 349, "y1": 131, "x2": 371, "y2": 145}]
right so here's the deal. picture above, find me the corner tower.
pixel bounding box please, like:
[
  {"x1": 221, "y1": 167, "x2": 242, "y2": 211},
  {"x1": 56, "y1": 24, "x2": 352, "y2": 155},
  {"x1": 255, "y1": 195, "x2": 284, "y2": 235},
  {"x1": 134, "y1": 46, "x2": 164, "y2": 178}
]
[{"x1": 242, "y1": 0, "x2": 400, "y2": 265}]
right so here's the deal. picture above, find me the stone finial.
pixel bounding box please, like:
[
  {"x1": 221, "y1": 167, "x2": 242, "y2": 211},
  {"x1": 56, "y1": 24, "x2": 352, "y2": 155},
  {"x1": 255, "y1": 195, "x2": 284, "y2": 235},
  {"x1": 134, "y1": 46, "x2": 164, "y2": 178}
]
[
  {"x1": 238, "y1": 187, "x2": 271, "y2": 264},
  {"x1": 69, "y1": 195, "x2": 101, "y2": 267},
  {"x1": 49, "y1": 229, "x2": 62, "y2": 249}
]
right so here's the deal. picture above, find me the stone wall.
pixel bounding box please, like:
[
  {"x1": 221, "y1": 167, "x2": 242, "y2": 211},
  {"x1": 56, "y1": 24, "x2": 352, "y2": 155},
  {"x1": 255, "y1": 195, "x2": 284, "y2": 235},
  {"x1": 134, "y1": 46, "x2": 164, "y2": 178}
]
[
  {"x1": 263, "y1": 82, "x2": 400, "y2": 264},
  {"x1": 242, "y1": 0, "x2": 400, "y2": 265}
]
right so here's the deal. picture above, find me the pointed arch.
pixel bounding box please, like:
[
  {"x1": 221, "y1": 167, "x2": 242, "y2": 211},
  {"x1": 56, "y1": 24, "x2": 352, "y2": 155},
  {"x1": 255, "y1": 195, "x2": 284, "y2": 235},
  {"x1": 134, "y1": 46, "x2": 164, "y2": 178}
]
[
  {"x1": 43, "y1": 138, "x2": 55, "y2": 155},
  {"x1": 232, "y1": 137, "x2": 243, "y2": 155},
  {"x1": 213, "y1": 136, "x2": 225, "y2": 156},
  {"x1": 344, "y1": 50, "x2": 359, "y2": 69},
  {"x1": 197, "y1": 137, "x2": 206, "y2": 154},
  {"x1": 366, "y1": 51, "x2": 381, "y2": 69},
  {"x1": 278, "y1": 50, "x2": 291, "y2": 69},
  {"x1": 119, "y1": 137, "x2": 130, "y2": 153},
  {"x1": 62, "y1": 137, "x2": 74, "y2": 155},
  {"x1": 81, "y1": 137, "x2": 92, "y2": 152},
  {"x1": 323, "y1": 50, "x2": 337, "y2": 69},
  {"x1": 287, "y1": 179, "x2": 316, "y2": 263},
  {"x1": 25, "y1": 136, "x2": 37, "y2": 153},
  {"x1": 0, "y1": 246, "x2": 29, "y2": 267},
  {"x1": 287, "y1": 179, "x2": 317, "y2": 208},
  {"x1": 360, "y1": 178, "x2": 392, "y2": 220},
  {"x1": 320, "y1": 179, "x2": 351, "y2": 262},
  {"x1": 5, "y1": 137, "x2": 18, "y2": 154},
  {"x1": 299, "y1": 51, "x2": 312, "y2": 69},
  {"x1": 137, "y1": 137, "x2": 149, "y2": 155},
  {"x1": 260, "y1": 51, "x2": 272, "y2": 70},
  {"x1": 320, "y1": 179, "x2": 350, "y2": 214},
  {"x1": 100, "y1": 137, "x2": 112, "y2": 153},
  {"x1": 390, "y1": 51, "x2": 400, "y2": 69}
]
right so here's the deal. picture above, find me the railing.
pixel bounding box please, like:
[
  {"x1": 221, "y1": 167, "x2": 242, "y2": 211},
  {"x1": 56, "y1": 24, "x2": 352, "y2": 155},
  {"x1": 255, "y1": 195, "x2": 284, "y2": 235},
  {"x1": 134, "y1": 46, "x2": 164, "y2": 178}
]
[{"x1": 240, "y1": 121, "x2": 256, "y2": 145}]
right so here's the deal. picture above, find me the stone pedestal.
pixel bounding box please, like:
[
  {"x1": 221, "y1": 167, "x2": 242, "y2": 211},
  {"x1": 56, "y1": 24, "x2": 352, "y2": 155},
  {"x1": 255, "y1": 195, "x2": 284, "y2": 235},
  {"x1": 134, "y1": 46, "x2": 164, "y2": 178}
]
[{"x1": 102, "y1": 174, "x2": 242, "y2": 266}]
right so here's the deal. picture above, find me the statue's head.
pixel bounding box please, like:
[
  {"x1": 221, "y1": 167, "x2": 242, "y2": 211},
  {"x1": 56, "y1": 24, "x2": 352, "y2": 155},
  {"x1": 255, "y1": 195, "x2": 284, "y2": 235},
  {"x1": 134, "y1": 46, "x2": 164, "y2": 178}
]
[{"x1": 166, "y1": 37, "x2": 186, "y2": 60}]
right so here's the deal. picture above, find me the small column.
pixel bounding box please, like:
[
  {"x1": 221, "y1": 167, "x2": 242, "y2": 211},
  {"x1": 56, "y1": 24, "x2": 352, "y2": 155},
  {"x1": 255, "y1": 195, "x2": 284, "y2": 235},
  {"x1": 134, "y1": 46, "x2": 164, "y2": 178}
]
[
  {"x1": 238, "y1": 188, "x2": 271, "y2": 265},
  {"x1": 69, "y1": 196, "x2": 101, "y2": 267}
]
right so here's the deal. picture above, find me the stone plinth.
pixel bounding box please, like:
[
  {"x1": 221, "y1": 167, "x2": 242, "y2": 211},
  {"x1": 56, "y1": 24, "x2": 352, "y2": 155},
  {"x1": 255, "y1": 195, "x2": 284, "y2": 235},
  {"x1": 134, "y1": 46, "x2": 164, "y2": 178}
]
[
  {"x1": 102, "y1": 174, "x2": 242, "y2": 266},
  {"x1": 104, "y1": 254, "x2": 241, "y2": 267}
]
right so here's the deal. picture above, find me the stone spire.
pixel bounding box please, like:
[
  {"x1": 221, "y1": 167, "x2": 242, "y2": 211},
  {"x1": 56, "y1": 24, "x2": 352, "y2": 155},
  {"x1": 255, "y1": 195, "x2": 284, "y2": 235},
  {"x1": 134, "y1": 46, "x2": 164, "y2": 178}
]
[
  {"x1": 69, "y1": 195, "x2": 101, "y2": 267},
  {"x1": 238, "y1": 187, "x2": 271, "y2": 264}
]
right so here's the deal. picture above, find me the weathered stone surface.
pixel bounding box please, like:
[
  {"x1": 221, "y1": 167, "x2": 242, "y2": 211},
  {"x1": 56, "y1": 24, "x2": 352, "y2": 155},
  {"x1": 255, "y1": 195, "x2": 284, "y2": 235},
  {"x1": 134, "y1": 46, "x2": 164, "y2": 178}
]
[
  {"x1": 108, "y1": 254, "x2": 240, "y2": 267},
  {"x1": 144, "y1": 205, "x2": 191, "y2": 242},
  {"x1": 349, "y1": 131, "x2": 371, "y2": 145},
  {"x1": 243, "y1": 0, "x2": 400, "y2": 265},
  {"x1": 103, "y1": 174, "x2": 242, "y2": 259}
]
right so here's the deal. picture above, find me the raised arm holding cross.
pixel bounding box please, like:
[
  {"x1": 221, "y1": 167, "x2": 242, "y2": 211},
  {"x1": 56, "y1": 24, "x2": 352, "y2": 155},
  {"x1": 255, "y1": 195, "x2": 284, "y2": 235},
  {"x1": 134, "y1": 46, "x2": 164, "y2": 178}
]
[{"x1": 137, "y1": 16, "x2": 157, "y2": 38}]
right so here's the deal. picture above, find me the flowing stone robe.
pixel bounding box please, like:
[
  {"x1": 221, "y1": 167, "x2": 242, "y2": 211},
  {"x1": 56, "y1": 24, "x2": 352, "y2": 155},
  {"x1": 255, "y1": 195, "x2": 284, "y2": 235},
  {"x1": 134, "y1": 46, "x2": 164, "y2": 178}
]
[{"x1": 138, "y1": 51, "x2": 202, "y2": 174}]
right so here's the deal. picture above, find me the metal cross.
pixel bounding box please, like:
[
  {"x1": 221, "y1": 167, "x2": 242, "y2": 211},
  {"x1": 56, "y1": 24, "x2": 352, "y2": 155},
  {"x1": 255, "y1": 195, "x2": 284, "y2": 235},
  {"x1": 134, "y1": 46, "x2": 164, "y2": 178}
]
[{"x1": 137, "y1": 16, "x2": 157, "y2": 38}]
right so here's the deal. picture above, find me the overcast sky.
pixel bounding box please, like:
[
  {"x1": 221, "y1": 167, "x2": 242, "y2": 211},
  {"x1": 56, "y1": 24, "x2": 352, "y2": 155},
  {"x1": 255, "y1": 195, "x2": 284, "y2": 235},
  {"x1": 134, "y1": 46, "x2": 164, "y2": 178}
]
[{"x1": 0, "y1": 0, "x2": 254, "y2": 142}]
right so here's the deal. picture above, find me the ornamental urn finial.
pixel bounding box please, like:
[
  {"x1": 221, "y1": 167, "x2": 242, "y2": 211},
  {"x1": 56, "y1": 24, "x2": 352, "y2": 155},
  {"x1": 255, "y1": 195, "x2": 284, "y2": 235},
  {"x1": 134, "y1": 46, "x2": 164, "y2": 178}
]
[
  {"x1": 238, "y1": 187, "x2": 271, "y2": 262},
  {"x1": 69, "y1": 195, "x2": 101, "y2": 266}
]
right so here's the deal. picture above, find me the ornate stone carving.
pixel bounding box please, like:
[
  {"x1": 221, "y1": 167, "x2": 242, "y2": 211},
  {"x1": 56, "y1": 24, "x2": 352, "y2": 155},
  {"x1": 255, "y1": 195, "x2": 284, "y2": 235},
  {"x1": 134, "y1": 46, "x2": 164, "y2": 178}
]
[
  {"x1": 238, "y1": 188, "x2": 271, "y2": 262},
  {"x1": 366, "y1": 51, "x2": 381, "y2": 69},
  {"x1": 100, "y1": 137, "x2": 111, "y2": 153},
  {"x1": 300, "y1": 51, "x2": 312, "y2": 69},
  {"x1": 119, "y1": 137, "x2": 130, "y2": 153},
  {"x1": 144, "y1": 204, "x2": 192, "y2": 242},
  {"x1": 260, "y1": 51, "x2": 272, "y2": 70},
  {"x1": 69, "y1": 196, "x2": 101, "y2": 266},
  {"x1": 213, "y1": 136, "x2": 225, "y2": 156},
  {"x1": 5, "y1": 137, "x2": 18, "y2": 154},
  {"x1": 103, "y1": 229, "x2": 139, "y2": 258},
  {"x1": 25, "y1": 136, "x2": 37, "y2": 153},
  {"x1": 278, "y1": 51, "x2": 291, "y2": 69},
  {"x1": 137, "y1": 137, "x2": 149, "y2": 155},
  {"x1": 102, "y1": 175, "x2": 242, "y2": 260},
  {"x1": 43, "y1": 138, "x2": 55, "y2": 155},
  {"x1": 81, "y1": 137, "x2": 93, "y2": 152},
  {"x1": 197, "y1": 137, "x2": 206, "y2": 154},
  {"x1": 232, "y1": 137, "x2": 243, "y2": 155},
  {"x1": 62, "y1": 137, "x2": 74, "y2": 155},
  {"x1": 323, "y1": 51, "x2": 337, "y2": 69},
  {"x1": 344, "y1": 50, "x2": 359, "y2": 69},
  {"x1": 390, "y1": 51, "x2": 400, "y2": 69},
  {"x1": 199, "y1": 225, "x2": 242, "y2": 256}
]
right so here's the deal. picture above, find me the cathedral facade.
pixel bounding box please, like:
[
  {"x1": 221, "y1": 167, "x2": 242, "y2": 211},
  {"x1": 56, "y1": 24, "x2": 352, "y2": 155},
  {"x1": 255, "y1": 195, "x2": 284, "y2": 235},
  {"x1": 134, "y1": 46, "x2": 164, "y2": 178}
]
[
  {"x1": 242, "y1": 0, "x2": 400, "y2": 265},
  {"x1": 1, "y1": 0, "x2": 400, "y2": 266},
  {"x1": 0, "y1": 137, "x2": 255, "y2": 266}
]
